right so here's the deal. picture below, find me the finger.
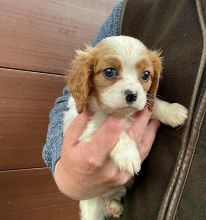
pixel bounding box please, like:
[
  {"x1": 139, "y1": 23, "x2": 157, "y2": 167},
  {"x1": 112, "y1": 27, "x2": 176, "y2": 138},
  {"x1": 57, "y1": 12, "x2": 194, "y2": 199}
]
[
  {"x1": 64, "y1": 109, "x2": 92, "y2": 144},
  {"x1": 128, "y1": 107, "x2": 152, "y2": 141},
  {"x1": 139, "y1": 119, "x2": 161, "y2": 161},
  {"x1": 89, "y1": 116, "x2": 126, "y2": 161},
  {"x1": 131, "y1": 107, "x2": 152, "y2": 133}
]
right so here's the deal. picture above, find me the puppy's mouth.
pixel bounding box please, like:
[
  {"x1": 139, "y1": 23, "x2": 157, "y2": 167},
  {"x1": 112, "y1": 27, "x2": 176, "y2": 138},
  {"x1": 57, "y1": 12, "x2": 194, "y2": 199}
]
[
  {"x1": 119, "y1": 106, "x2": 137, "y2": 111},
  {"x1": 100, "y1": 104, "x2": 143, "y2": 118}
]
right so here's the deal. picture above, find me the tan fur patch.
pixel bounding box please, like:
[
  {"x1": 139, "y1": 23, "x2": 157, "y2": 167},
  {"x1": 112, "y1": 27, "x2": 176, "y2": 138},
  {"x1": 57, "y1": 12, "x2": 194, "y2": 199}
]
[
  {"x1": 92, "y1": 57, "x2": 122, "y2": 92},
  {"x1": 136, "y1": 56, "x2": 153, "y2": 92},
  {"x1": 90, "y1": 46, "x2": 123, "y2": 106},
  {"x1": 67, "y1": 47, "x2": 95, "y2": 113},
  {"x1": 146, "y1": 50, "x2": 163, "y2": 110}
]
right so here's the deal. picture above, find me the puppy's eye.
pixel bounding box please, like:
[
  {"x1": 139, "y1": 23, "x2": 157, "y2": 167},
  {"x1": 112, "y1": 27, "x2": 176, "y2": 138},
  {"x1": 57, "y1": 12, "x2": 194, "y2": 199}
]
[
  {"x1": 103, "y1": 68, "x2": 118, "y2": 79},
  {"x1": 141, "y1": 71, "x2": 150, "y2": 81}
]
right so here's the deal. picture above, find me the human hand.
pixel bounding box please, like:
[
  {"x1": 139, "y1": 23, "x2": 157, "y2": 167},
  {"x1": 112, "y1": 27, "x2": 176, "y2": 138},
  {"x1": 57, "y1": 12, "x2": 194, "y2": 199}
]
[
  {"x1": 54, "y1": 108, "x2": 160, "y2": 200},
  {"x1": 54, "y1": 110, "x2": 130, "y2": 200}
]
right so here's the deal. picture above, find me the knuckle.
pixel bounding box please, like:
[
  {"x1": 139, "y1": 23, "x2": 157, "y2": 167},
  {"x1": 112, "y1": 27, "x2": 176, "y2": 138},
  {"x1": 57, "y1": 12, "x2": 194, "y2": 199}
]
[{"x1": 85, "y1": 157, "x2": 102, "y2": 173}]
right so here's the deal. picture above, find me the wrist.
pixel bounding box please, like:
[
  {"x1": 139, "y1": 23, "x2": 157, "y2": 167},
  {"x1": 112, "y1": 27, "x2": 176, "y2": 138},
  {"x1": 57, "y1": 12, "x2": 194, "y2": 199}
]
[{"x1": 54, "y1": 160, "x2": 80, "y2": 200}]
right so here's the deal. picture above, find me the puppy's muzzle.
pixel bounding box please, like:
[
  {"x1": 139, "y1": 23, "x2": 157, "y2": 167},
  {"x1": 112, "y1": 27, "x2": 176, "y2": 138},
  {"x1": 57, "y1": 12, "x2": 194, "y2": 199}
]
[{"x1": 124, "y1": 90, "x2": 138, "y2": 105}]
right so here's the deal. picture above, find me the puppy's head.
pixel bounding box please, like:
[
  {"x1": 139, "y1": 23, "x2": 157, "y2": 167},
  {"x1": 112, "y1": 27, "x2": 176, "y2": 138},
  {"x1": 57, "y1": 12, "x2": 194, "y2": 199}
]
[{"x1": 67, "y1": 36, "x2": 162, "y2": 116}]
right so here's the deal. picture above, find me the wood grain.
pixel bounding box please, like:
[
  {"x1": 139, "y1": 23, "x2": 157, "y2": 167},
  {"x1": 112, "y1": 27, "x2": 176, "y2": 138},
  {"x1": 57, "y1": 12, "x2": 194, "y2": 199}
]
[
  {"x1": 0, "y1": 68, "x2": 66, "y2": 170},
  {"x1": 0, "y1": 0, "x2": 116, "y2": 74},
  {"x1": 0, "y1": 168, "x2": 79, "y2": 220},
  {"x1": 0, "y1": 1, "x2": 118, "y2": 218}
]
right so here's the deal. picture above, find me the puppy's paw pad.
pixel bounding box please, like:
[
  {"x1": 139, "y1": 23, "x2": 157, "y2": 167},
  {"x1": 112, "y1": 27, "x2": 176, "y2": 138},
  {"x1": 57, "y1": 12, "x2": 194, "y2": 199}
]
[
  {"x1": 104, "y1": 201, "x2": 123, "y2": 218},
  {"x1": 168, "y1": 103, "x2": 188, "y2": 127}
]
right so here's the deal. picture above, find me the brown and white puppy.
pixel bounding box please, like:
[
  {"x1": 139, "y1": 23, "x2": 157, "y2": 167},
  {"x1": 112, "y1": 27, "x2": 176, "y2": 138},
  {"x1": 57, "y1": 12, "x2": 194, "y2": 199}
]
[{"x1": 64, "y1": 36, "x2": 188, "y2": 220}]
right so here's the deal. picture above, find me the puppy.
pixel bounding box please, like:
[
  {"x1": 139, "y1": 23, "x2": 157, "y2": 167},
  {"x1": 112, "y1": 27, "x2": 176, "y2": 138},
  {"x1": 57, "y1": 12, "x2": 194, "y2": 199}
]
[{"x1": 64, "y1": 36, "x2": 188, "y2": 220}]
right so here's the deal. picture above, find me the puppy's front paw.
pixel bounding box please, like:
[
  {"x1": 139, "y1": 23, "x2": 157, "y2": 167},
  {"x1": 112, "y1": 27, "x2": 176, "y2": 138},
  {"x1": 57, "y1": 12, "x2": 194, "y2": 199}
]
[
  {"x1": 111, "y1": 146, "x2": 141, "y2": 175},
  {"x1": 104, "y1": 200, "x2": 123, "y2": 218},
  {"x1": 110, "y1": 132, "x2": 141, "y2": 175},
  {"x1": 166, "y1": 103, "x2": 188, "y2": 127}
]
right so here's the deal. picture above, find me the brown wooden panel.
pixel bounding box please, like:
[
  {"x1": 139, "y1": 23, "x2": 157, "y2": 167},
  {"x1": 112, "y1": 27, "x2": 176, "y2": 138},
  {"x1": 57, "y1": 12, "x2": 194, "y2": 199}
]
[
  {"x1": 0, "y1": 0, "x2": 116, "y2": 74},
  {"x1": 0, "y1": 168, "x2": 79, "y2": 220},
  {"x1": 0, "y1": 68, "x2": 66, "y2": 170}
]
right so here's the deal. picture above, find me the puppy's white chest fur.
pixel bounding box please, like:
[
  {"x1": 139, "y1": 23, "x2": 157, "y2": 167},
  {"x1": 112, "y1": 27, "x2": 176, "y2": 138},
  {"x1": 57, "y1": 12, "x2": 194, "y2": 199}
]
[
  {"x1": 64, "y1": 95, "x2": 142, "y2": 176},
  {"x1": 79, "y1": 111, "x2": 107, "y2": 143},
  {"x1": 64, "y1": 97, "x2": 137, "y2": 162},
  {"x1": 64, "y1": 96, "x2": 107, "y2": 142},
  {"x1": 64, "y1": 96, "x2": 142, "y2": 220}
]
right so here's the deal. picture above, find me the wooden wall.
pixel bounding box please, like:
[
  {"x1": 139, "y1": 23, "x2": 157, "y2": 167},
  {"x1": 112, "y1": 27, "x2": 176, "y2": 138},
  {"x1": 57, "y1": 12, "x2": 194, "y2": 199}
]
[{"x1": 0, "y1": 1, "x2": 116, "y2": 219}]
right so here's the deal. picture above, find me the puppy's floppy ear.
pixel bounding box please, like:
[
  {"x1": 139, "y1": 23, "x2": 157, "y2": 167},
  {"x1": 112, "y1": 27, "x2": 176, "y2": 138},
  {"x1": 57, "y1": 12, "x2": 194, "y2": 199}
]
[
  {"x1": 67, "y1": 46, "x2": 95, "y2": 113},
  {"x1": 147, "y1": 50, "x2": 163, "y2": 110}
]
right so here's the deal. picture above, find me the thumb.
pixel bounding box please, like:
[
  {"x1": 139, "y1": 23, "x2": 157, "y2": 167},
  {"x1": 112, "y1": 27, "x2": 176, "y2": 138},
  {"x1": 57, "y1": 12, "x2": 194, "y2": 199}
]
[
  {"x1": 64, "y1": 109, "x2": 92, "y2": 145},
  {"x1": 128, "y1": 107, "x2": 152, "y2": 141},
  {"x1": 88, "y1": 116, "x2": 126, "y2": 162}
]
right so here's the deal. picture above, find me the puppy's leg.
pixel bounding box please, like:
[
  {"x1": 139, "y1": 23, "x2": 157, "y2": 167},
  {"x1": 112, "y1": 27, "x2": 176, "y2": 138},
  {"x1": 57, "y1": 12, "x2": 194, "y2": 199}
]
[
  {"x1": 152, "y1": 99, "x2": 188, "y2": 127},
  {"x1": 80, "y1": 197, "x2": 105, "y2": 220},
  {"x1": 110, "y1": 131, "x2": 141, "y2": 175},
  {"x1": 108, "y1": 133, "x2": 139, "y2": 217}
]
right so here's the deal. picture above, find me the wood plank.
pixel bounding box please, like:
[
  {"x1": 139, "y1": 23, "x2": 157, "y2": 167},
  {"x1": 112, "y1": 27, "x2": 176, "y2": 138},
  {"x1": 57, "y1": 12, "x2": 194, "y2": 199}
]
[
  {"x1": 0, "y1": 0, "x2": 116, "y2": 74},
  {"x1": 0, "y1": 68, "x2": 66, "y2": 170},
  {"x1": 0, "y1": 168, "x2": 79, "y2": 220}
]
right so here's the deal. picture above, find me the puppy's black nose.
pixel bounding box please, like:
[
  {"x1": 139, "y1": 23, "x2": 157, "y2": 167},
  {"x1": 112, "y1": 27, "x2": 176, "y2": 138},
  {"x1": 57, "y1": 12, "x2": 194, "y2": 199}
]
[{"x1": 124, "y1": 90, "x2": 138, "y2": 104}]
